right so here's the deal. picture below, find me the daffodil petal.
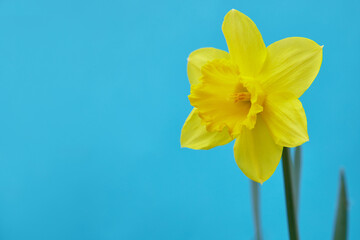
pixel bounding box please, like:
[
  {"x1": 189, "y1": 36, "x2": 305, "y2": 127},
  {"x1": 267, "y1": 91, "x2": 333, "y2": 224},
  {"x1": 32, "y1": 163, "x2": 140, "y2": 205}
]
[
  {"x1": 187, "y1": 48, "x2": 229, "y2": 85},
  {"x1": 222, "y1": 9, "x2": 267, "y2": 77},
  {"x1": 259, "y1": 37, "x2": 323, "y2": 97},
  {"x1": 233, "y1": 116, "x2": 282, "y2": 183},
  {"x1": 262, "y1": 93, "x2": 308, "y2": 148},
  {"x1": 181, "y1": 108, "x2": 233, "y2": 150}
]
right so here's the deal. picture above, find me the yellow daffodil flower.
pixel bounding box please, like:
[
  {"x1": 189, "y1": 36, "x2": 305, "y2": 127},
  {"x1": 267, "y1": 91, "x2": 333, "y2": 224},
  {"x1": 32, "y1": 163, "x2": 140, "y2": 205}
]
[{"x1": 181, "y1": 9, "x2": 323, "y2": 183}]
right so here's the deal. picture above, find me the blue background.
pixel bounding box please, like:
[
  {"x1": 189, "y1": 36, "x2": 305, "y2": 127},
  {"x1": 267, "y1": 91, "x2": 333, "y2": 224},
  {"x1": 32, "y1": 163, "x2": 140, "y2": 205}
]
[{"x1": 0, "y1": 0, "x2": 358, "y2": 239}]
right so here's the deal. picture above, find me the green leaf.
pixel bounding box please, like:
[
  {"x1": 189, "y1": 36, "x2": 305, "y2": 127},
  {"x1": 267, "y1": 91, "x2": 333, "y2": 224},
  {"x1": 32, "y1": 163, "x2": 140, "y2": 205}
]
[
  {"x1": 333, "y1": 170, "x2": 348, "y2": 240},
  {"x1": 251, "y1": 180, "x2": 262, "y2": 240}
]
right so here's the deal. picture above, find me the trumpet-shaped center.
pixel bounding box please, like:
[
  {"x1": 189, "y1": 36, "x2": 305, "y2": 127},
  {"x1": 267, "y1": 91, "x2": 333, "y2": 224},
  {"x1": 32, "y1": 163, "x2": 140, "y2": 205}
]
[{"x1": 189, "y1": 59, "x2": 264, "y2": 137}]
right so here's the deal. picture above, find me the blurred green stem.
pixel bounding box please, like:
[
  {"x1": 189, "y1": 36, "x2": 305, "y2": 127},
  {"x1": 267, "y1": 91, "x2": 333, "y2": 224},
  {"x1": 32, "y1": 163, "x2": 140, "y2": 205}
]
[
  {"x1": 333, "y1": 170, "x2": 348, "y2": 240},
  {"x1": 282, "y1": 147, "x2": 299, "y2": 240},
  {"x1": 293, "y1": 146, "x2": 302, "y2": 215},
  {"x1": 251, "y1": 180, "x2": 262, "y2": 240}
]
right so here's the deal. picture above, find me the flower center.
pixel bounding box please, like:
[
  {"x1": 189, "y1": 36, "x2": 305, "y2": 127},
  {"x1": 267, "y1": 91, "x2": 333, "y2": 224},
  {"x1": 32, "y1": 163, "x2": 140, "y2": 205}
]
[
  {"x1": 230, "y1": 92, "x2": 251, "y2": 103},
  {"x1": 188, "y1": 59, "x2": 264, "y2": 137}
]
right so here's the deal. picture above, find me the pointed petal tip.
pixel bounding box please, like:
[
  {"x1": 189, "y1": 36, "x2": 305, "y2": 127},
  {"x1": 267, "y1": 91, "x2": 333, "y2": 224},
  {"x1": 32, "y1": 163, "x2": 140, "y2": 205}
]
[
  {"x1": 180, "y1": 138, "x2": 185, "y2": 148},
  {"x1": 179, "y1": 140, "x2": 195, "y2": 150},
  {"x1": 180, "y1": 135, "x2": 193, "y2": 149},
  {"x1": 249, "y1": 176, "x2": 267, "y2": 184},
  {"x1": 243, "y1": 170, "x2": 270, "y2": 184},
  {"x1": 224, "y1": 9, "x2": 240, "y2": 19}
]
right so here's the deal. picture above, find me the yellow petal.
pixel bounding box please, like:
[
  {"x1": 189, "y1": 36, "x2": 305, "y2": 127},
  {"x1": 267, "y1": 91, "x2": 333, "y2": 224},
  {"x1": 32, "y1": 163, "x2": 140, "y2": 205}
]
[
  {"x1": 187, "y1": 48, "x2": 229, "y2": 85},
  {"x1": 233, "y1": 116, "x2": 283, "y2": 183},
  {"x1": 262, "y1": 92, "x2": 308, "y2": 148},
  {"x1": 222, "y1": 9, "x2": 266, "y2": 77},
  {"x1": 259, "y1": 37, "x2": 323, "y2": 97},
  {"x1": 181, "y1": 108, "x2": 233, "y2": 150}
]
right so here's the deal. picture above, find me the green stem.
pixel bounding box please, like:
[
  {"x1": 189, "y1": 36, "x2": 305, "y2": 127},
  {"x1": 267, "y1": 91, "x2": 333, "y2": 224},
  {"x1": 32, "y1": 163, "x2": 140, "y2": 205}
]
[
  {"x1": 251, "y1": 180, "x2": 262, "y2": 240},
  {"x1": 293, "y1": 146, "x2": 302, "y2": 215},
  {"x1": 282, "y1": 147, "x2": 299, "y2": 240}
]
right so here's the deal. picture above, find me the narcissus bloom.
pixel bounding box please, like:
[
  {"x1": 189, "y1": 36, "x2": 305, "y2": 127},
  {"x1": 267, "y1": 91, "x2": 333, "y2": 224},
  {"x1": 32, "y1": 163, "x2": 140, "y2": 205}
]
[{"x1": 181, "y1": 9, "x2": 323, "y2": 183}]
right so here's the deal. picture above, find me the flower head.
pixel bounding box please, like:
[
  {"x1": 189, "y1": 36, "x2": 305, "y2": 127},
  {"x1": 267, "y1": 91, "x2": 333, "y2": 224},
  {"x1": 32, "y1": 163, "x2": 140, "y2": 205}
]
[{"x1": 181, "y1": 9, "x2": 323, "y2": 183}]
